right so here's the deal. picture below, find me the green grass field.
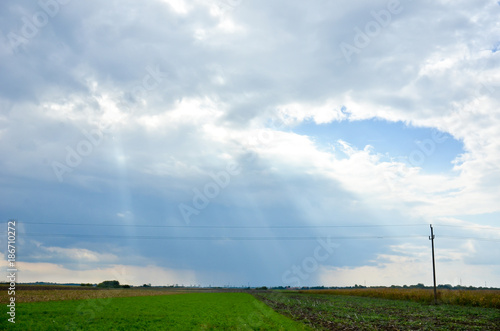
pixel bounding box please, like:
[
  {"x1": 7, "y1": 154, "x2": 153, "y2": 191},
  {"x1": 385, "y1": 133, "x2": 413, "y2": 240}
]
[
  {"x1": 2, "y1": 288, "x2": 499, "y2": 330},
  {"x1": 255, "y1": 291, "x2": 500, "y2": 330},
  {"x1": 1, "y1": 292, "x2": 310, "y2": 330}
]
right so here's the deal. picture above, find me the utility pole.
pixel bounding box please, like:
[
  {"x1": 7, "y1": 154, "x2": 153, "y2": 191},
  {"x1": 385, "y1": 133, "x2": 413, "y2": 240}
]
[{"x1": 429, "y1": 224, "x2": 437, "y2": 304}]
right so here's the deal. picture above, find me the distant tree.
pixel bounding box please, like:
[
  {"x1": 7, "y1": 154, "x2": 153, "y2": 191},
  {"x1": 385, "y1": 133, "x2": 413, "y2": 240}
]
[
  {"x1": 437, "y1": 284, "x2": 452, "y2": 290},
  {"x1": 97, "y1": 280, "x2": 121, "y2": 288}
]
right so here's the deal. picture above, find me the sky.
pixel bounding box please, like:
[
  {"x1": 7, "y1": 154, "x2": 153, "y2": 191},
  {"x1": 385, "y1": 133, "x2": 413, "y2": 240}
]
[{"x1": 1, "y1": 0, "x2": 500, "y2": 288}]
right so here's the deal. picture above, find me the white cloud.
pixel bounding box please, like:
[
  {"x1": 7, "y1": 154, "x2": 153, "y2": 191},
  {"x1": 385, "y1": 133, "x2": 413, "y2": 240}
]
[
  {"x1": 117, "y1": 211, "x2": 133, "y2": 219},
  {"x1": 276, "y1": 100, "x2": 348, "y2": 125},
  {"x1": 42, "y1": 246, "x2": 117, "y2": 263},
  {"x1": 159, "y1": 0, "x2": 191, "y2": 15}
]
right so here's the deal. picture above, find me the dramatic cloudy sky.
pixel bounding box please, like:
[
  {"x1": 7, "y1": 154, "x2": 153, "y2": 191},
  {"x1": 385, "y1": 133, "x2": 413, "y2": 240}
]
[{"x1": 1, "y1": 0, "x2": 500, "y2": 287}]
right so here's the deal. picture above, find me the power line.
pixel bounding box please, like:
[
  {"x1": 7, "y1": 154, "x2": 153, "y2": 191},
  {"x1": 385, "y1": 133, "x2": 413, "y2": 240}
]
[
  {"x1": 9, "y1": 222, "x2": 500, "y2": 241},
  {"x1": 440, "y1": 235, "x2": 500, "y2": 242},
  {"x1": 17, "y1": 221, "x2": 428, "y2": 229},
  {"x1": 434, "y1": 224, "x2": 500, "y2": 230},
  {"x1": 15, "y1": 221, "x2": 500, "y2": 231},
  {"x1": 0, "y1": 233, "x2": 428, "y2": 240},
  {"x1": 4, "y1": 232, "x2": 498, "y2": 242}
]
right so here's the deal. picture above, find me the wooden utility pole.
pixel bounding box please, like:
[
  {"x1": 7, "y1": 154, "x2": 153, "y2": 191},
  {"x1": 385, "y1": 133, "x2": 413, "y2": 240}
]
[{"x1": 429, "y1": 224, "x2": 437, "y2": 304}]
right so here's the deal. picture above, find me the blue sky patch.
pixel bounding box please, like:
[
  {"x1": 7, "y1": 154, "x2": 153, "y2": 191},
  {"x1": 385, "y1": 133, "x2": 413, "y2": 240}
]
[{"x1": 292, "y1": 119, "x2": 464, "y2": 173}]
